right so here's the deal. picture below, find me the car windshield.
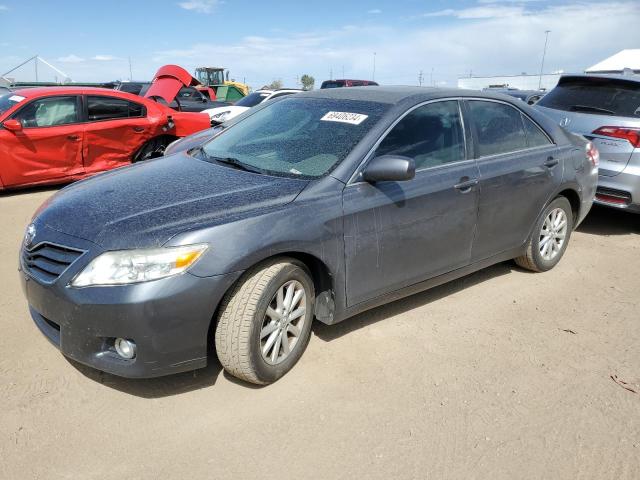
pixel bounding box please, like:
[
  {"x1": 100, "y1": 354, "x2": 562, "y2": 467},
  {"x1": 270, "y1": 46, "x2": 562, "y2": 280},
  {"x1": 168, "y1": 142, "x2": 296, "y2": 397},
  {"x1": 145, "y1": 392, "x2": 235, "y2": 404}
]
[
  {"x1": 235, "y1": 92, "x2": 270, "y2": 108},
  {"x1": 537, "y1": 77, "x2": 640, "y2": 118},
  {"x1": 200, "y1": 97, "x2": 388, "y2": 178},
  {"x1": 0, "y1": 92, "x2": 25, "y2": 116}
]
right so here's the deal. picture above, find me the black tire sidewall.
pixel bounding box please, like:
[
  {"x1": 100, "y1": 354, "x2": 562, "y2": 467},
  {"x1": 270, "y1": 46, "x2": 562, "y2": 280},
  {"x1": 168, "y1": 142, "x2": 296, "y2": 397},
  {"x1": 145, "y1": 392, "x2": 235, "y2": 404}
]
[
  {"x1": 248, "y1": 262, "x2": 315, "y2": 384},
  {"x1": 529, "y1": 197, "x2": 574, "y2": 271}
]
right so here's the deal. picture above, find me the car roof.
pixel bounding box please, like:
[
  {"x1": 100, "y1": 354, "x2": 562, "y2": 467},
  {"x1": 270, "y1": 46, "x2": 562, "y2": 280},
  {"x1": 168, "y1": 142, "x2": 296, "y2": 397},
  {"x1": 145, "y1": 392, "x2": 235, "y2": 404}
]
[
  {"x1": 12, "y1": 86, "x2": 152, "y2": 102},
  {"x1": 558, "y1": 73, "x2": 640, "y2": 84},
  {"x1": 300, "y1": 85, "x2": 513, "y2": 105}
]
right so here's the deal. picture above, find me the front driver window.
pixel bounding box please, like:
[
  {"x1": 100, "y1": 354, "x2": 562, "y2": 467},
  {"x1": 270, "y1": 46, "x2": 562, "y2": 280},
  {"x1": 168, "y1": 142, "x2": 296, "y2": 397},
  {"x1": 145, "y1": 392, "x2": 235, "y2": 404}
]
[
  {"x1": 14, "y1": 96, "x2": 79, "y2": 128},
  {"x1": 375, "y1": 100, "x2": 466, "y2": 170}
]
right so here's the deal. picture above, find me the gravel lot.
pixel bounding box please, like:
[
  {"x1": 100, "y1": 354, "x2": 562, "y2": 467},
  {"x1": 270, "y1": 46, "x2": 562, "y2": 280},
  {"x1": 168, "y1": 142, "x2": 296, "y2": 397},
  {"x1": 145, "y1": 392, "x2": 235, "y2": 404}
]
[{"x1": 1, "y1": 188, "x2": 639, "y2": 480}]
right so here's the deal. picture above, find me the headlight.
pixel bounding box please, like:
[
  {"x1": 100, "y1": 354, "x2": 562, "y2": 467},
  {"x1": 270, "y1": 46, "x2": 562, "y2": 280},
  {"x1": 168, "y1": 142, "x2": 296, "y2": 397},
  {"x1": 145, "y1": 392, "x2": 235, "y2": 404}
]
[{"x1": 71, "y1": 244, "x2": 208, "y2": 287}]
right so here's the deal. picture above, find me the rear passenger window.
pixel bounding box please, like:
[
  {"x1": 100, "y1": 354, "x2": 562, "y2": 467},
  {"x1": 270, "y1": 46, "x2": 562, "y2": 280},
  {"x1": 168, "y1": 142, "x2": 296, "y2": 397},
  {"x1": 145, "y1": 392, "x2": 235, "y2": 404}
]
[
  {"x1": 522, "y1": 114, "x2": 552, "y2": 147},
  {"x1": 468, "y1": 101, "x2": 528, "y2": 157},
  {"x1": 376, "y1": 100, "x2": 466, "y2": 170},
  {"x1": 87, "y1": 96, "x2": 146, "y2": 121}
]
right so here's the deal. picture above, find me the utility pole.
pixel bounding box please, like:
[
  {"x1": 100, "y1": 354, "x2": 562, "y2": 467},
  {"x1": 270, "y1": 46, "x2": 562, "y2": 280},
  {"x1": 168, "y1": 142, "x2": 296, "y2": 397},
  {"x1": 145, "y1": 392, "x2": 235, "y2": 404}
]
[
  {"x1": 372, "y1": 52, "x2": 377, "y2": 81},
  {"x1": 128, "y1": 57, "x2": 133, "y2": 81},
  {"x1": 430, "y1": 67, "x2": 434, "y2": 86},
  {"x1": 418, "y1": 70, "x2": 424, "y2": 86},
  {"x1": 35, "y1": 56, "x2": 38, "y2": 82},
  {"x1": 538, "y1": 30, "x2": 551, "y2": 90}
]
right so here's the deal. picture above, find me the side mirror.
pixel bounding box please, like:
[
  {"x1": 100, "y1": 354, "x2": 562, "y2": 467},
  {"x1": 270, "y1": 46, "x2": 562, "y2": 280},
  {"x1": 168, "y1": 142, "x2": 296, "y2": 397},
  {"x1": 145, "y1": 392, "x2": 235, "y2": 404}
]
[
  {"x1": 3, "y1": 119, "x2": 22, "y2": 132},
  {"x1": 362, "y1": 155, "x2": 415, "y2": 183}
]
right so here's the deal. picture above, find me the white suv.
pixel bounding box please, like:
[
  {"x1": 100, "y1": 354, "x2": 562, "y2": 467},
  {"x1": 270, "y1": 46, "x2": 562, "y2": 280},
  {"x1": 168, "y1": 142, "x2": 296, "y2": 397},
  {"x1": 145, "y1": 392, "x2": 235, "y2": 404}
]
[{"x1": 204, "y1": 89, "x2": 302, "y2": 123}]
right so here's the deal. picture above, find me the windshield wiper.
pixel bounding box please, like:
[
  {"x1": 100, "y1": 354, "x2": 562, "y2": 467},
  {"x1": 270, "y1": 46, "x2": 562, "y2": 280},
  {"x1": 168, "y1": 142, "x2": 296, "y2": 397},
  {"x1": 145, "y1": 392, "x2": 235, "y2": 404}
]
[
  {"x1": 569, "y1": 105, "x2": 616, "y2": 115},
  {"x1": 208, "y1": 156, "x2": 266, "y2": 174}
]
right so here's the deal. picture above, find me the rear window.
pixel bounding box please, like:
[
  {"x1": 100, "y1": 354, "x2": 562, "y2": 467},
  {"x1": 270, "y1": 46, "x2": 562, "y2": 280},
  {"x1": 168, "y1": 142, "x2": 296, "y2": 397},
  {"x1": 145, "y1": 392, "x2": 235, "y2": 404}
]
[
  {"x1": 321, "y1": 81, "x2": 345, "y2": 89},
  {"x1": 537, "y1": 77, "x2": 640, "y2": 118}
]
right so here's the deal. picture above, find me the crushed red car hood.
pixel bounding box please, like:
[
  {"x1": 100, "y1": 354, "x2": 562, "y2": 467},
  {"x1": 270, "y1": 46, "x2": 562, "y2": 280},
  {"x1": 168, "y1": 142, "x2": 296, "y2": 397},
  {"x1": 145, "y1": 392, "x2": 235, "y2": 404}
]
[{"x1": 144, "y1": 64, "x2": 199, "y2": 104}]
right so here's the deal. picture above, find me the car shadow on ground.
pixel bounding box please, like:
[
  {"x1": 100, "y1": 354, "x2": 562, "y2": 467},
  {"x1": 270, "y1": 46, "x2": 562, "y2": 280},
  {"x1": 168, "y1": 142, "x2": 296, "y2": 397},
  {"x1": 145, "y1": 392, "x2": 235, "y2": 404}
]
[
  {"x1": 313, "y1": 261, "x2": 518, "y2": 343},
  {"x1": 68, "y1": 351, "x2": 225, "y2": 399},
  {"x1": 577, "y1": 205, "x2": 639, "y2": 236}
]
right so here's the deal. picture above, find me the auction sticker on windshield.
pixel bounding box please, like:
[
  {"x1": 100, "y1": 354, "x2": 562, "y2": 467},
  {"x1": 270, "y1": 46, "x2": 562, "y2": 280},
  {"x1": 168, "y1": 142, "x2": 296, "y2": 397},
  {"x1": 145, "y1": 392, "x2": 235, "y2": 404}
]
[
  {"x1": 321, "y1": 111, "x2": 369, "y2": 125},
  {"x1": 9, "y1": 95, "x2": 26, "y2": 102}
]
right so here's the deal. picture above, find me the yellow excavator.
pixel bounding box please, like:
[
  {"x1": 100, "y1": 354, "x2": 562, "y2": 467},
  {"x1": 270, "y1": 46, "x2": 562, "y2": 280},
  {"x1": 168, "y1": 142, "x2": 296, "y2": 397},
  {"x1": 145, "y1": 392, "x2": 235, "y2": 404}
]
[{"x1": 194, "y1": 67, "x2": 250, "y2": 102}]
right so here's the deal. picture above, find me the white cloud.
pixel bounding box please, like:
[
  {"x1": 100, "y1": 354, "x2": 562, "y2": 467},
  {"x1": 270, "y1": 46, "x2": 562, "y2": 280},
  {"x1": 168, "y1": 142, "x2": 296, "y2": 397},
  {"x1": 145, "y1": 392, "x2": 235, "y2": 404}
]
[
  {"x1": 368, "y1": 9, "x2": 382, "y2": 14},
  {"x1": 57, "y1": 54, "x2": 85, "y2": 63},
  {"x1": 422, "y1": 5, "x2": 525, "y2": 19},
  {"x1": 92, "y1": 55, "x2": 117, "y2": 61},
  {"x1": 177, "y1": 0, "x2": 219, "y2": 13}
]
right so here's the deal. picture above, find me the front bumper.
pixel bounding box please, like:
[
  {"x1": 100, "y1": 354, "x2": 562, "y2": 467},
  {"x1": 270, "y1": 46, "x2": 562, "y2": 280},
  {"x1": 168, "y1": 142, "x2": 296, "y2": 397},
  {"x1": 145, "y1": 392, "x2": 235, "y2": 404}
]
[{"x1": 19, "y1": 224, "x2": 241, "y2": 378}]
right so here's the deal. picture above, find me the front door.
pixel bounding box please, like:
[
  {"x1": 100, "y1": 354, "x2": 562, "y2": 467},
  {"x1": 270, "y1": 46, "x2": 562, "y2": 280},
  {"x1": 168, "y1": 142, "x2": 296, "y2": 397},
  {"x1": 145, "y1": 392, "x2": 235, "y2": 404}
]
[
  {"x1": 0, "y1": 95, "x2": 83, "y2": 187},
  {"x1": 343, "y1": 100, "x2": 479, "y2": 306}
]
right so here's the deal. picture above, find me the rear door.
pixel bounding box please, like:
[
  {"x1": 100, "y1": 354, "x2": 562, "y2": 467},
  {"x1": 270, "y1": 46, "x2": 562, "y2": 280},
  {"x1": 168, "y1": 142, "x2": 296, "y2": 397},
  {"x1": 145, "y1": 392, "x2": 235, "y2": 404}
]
[
  {"x1": 465, "y1": 99, "x2": 561, "y2": 261},
  {"x1": 535, "y1": 76, "x2": 640, "y2": 176},
  {"x1": 343, "y1": 100, "x2": 479, "y2": 305},
  {"x1": 82, "y1": 95, "x2": 154, "y2": 172},
  {"x1": 0, "y1": 95, "x2": 83, "y2": 187}
]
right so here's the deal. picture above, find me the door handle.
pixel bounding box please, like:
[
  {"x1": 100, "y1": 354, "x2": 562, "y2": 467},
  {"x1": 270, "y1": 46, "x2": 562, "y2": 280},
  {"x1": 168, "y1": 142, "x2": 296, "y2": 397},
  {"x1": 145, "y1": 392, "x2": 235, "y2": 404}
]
[
  {"x1": 544, "y1": 156, "x2": 559, "y2": 168},
  {"x1": 132, "y1": 126, "x2": 146, "y2": 133},
  {"x1": 454, "y1": 178, "x2": 479, "y2": 192},
  {"x1": 66, "y1": 135, "x2": 80, "y2": 141}
]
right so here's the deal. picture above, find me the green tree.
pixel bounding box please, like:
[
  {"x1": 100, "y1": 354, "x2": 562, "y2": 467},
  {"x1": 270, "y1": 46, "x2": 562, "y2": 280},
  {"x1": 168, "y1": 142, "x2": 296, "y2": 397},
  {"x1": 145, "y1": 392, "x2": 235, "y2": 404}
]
[
  {"x1": 267, "y1": 79, "x2": 284, "y2": 90},
  {"x1": 300, "y1": 74, "x2": 315, "y2": 91}
]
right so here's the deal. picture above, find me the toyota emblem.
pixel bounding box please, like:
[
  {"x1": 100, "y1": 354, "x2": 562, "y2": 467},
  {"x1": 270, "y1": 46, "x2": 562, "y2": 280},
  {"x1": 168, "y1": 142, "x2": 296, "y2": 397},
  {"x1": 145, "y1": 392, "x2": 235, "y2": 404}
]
[{"x1": 24, "y1": 223, "x2": 36, "y2": 248}]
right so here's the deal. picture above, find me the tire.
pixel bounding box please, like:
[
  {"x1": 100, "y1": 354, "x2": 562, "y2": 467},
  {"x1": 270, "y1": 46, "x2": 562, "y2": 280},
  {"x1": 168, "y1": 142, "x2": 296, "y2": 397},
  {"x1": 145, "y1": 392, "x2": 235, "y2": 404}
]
[
  {"x1": 515, "y1": 196, "x2": 574, "y2": 272},
  {"x1": 215, "y1": 258, "x2": 315, "y2": 385}
]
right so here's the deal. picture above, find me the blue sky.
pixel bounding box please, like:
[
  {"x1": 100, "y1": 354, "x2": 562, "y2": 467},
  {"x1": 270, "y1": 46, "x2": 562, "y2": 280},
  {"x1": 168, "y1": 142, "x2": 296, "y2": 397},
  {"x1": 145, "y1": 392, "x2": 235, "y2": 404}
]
[{"x1": 1, "y1": 0, "x2": 638, "y2": 88}]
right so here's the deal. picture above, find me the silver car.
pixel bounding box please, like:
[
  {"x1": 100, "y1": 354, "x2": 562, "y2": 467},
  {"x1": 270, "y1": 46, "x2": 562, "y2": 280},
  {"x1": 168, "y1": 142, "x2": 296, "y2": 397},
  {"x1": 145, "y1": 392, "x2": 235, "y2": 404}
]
[{"x1": 536, "y1": 74, "x2": 640, "y2": 212}]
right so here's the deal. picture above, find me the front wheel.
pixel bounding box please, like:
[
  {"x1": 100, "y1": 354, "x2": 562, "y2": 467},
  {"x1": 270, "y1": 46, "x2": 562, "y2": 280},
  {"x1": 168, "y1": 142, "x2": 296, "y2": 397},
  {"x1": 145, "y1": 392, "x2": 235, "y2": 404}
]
[
  {"x1": 515, "y1": 196, "x2": 574, "y2": 272},
  {"x1": 214, "y1": 258, "x2": 315, "y2": 385}
]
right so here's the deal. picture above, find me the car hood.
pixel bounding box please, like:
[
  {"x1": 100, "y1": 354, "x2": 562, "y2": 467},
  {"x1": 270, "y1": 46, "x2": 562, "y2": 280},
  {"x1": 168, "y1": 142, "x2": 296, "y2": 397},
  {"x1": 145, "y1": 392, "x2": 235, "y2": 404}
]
[{"x1": 37, "y1": 153, "x2": 310, "y2": 250}]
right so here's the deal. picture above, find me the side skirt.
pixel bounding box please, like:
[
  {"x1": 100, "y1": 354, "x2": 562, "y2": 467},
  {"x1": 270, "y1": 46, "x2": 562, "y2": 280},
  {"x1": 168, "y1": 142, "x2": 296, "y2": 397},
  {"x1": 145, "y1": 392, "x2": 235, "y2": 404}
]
[{"x1": 329, "y1": 246, "x2": 524, "y2": 325}]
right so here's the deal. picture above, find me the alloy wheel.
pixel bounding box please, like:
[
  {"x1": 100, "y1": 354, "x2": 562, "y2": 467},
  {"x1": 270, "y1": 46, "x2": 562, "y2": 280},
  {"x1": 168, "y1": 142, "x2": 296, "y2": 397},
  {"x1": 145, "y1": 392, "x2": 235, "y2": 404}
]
[
  {"x1": 539, "y1": 207, "x2": 568, "y2": 261},
  {"x1": 260, "y1": 280, "x2": 307, "y2": 365}
]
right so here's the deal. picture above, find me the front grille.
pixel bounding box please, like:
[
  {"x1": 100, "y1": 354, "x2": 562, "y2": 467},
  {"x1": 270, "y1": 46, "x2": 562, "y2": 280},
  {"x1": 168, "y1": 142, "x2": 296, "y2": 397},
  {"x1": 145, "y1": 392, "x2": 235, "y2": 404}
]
[{"x1": 22, "y1": 242, "x2": 84, "y2": 283}]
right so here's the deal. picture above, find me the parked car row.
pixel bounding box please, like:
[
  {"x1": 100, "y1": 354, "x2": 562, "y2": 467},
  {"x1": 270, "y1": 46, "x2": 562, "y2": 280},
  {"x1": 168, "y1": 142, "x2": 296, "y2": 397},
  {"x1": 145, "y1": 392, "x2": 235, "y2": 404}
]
[{"x1": 18, "y1": 85, "x2": 599, "y2": 386}]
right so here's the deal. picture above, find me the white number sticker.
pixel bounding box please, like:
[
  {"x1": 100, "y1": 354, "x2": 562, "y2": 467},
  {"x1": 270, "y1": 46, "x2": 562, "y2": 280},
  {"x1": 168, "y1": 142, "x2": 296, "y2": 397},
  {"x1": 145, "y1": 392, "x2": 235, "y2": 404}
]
[
  {"x1": 9, "y1": 95, "x2": 26, "y2": 102},
  {"x1": 320, "y1": 111, "x2": 369, "y2": 125}
]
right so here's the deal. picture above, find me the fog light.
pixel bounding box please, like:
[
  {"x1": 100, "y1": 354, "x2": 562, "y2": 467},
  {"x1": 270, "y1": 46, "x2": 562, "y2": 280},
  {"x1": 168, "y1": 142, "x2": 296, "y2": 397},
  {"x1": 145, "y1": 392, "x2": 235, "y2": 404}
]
[{"x1": 114, "y1": 338, "x2": 136, "y2": 359}]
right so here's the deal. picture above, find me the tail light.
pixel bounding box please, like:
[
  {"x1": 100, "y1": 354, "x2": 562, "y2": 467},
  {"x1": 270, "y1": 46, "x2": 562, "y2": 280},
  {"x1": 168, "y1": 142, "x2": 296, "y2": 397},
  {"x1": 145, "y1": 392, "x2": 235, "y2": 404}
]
[
  {"x1": 592, "y1": 126, "x2": 640, "y2": 148},
  {"x1": 586, "y1": 142, "x2": 599, "y2": 168}
]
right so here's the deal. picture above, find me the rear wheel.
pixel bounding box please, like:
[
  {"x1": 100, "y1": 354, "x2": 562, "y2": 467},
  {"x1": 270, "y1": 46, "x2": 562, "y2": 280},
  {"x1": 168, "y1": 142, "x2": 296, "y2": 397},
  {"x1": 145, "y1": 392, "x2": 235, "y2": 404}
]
[
  {"x1": 215, "y1": 258, "x2": 315, "y2": 385},
  {"x1": 515, "y1": 196, "x2": 573, "y2": 272}
]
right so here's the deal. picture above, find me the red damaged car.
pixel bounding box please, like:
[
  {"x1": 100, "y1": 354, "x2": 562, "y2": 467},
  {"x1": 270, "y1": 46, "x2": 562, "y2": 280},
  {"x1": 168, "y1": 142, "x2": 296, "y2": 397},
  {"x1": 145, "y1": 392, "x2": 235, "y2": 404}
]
[{"x1": 0, "y1": 85, "x2": 211, "y2": 191}]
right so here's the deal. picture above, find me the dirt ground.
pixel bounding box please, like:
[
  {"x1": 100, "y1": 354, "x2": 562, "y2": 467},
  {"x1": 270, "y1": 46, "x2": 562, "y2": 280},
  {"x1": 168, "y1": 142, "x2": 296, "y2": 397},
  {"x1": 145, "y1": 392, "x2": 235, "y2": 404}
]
[{"x1": 1, "y1": 188, "x2": 639, "y2": 480}]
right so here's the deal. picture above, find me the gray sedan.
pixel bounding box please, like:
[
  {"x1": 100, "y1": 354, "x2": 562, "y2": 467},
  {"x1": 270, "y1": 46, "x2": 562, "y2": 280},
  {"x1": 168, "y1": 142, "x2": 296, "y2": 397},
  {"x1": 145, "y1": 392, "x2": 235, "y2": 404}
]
[{"x1": 20, "y1": 87, "x2": 597, "y2": 385}]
